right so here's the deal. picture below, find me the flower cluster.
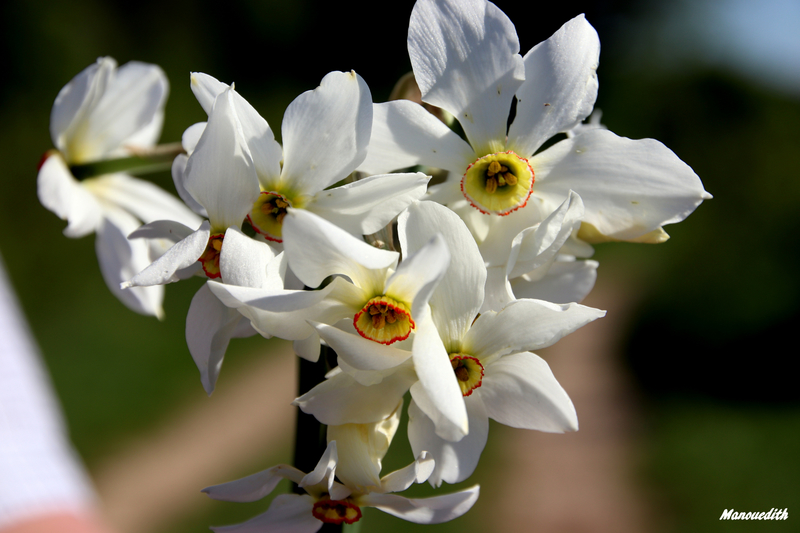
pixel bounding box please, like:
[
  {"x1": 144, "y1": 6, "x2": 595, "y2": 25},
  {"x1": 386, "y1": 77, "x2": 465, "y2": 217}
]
[{"x1": 38, "y1": 0, "x2": 709, "y2": 530}]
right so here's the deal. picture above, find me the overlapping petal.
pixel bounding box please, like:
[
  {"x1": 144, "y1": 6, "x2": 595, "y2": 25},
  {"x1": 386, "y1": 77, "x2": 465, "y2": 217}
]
[{"x1": 408, "y1": 0, "x2": 524, "y2": 154}]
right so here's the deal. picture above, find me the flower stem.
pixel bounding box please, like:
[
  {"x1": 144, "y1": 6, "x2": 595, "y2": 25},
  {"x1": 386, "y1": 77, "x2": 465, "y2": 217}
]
[{"x1": 68, "y1": 142, "x2": 185, "y2": 180}]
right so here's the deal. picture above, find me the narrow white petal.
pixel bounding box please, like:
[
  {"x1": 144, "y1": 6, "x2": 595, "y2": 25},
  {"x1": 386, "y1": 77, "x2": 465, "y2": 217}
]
[
  {"x1": 408, "y1": 0, "x2": 524, "y2": 154},
  {"x1": 219, "y1": 226, "x2": 277, "y2": 289},
  {"x1": 481, "y1": 351, "x2": 578, "y2": 432},
  {"x1": 304, "y1": 172, "x2": 429, "y2": 236},
  {"x1": 186, "y1": 284, "x2": 254, "y2": 394},
  {"x1": 184, "y1": 89, "x2": 259, "y2": 230},
  {"x1": 127, "y1": 219, "x2": 196, "y2": 243},
  {"x1": 481, "y1": 265, "x2": 515, "y2": 315},
  {"x1": 190, "y1": 73, "x2": 284, "y2": 185},
  {"x1": 171, "y1": 153, "x2": 208, "y2": 218},
  {"x1": 462, "y1": 299, "x2": 605, "y2": 364},
  {"x1": 511, "y1": 258, "x2": 598, "y2": 304},
  {"x1": 122, "y1": 221, "x2": 210, "y2": 288},
  {"x1": 384, "y1": 234, "x2": 450, "y2": 320},
  {"x1": 408, "y1": 396, "x2": 488, "y2": 486},
  {"x1": 532, "y1": 129, "x2": 711, "y2": 241},
  {"x1": 360, "y1": 485, "x2": 480, "y2": 524},
  {"x1": 409, "y1": 311, "x2": 468, "y2": 441},
  {"x1": 379, "y1": 451, "x2": 435, "y2": 493},
  {"x1": 51, "y1": 57, "x2": 115, "y2": 159},
  {"x1": 281, "y1": 71, "x2": 372, "y2": 194},
  {"x1": 358, "y1": 100, "x2": 475, "y2": 175},
  {"x1": 399, "y1": 201, "x2": 485, "y2": 348},
  {"x1": 203, "y1": 465, "x2": 305, "y2": 502},
  {"x1": 508, "y1": 15, "x2": 600, "y2": 157},
  {"x1": 37, "y1": 153, "x2": 102, "y2": 238},
  {"x1": 282, "y1": 208, "x2": 397, "y2": 291},
  {"x1": 311, "y1": 322, "x2": 412, "y2": 374},
  {"x1": 85, "y1": 173, "x2": 201, "y2": 228},
  {"x1": 300, "y1": 441, "x2": 338, "y2": 493},
  {"x1": 295, "y1": 364, "x2": 415, "y2": 426},
  {"x1": 210, "y1": 494, "x2": 319, "y2": 533},
  {"x1": 327, "y1": 403, "x2": 401, "y2": 493},
  {"x1": 76, "y1": 61, "x2": 168, "y2": 160},
  {"x1": 506, "y1": 190, "x2": 584, "y2": 279},
  {"x1": 95, "y1": 213, "x2": 164, "y2": 318}
]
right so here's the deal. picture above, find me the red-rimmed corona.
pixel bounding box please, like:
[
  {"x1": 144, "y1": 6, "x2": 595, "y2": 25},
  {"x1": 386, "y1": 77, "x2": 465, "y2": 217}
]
[
  {"x1": 312, "y1": 496, "x2": 363, "y2": 525},
  {"x1": 353, "y1": 296, "x2": 415, "y2": 345},
  {"x1": 460, "y1": 151, "x2": 534, "y2": 216},
  {"x1": 449, "y1": 353, "x2": 484, "y2": 396},
  {"x1": 247, "y1": 191, "x2": 293, "y2": 242},
  {"x1": 198, "y1": 233, "x2": 225, "y2": 279}
]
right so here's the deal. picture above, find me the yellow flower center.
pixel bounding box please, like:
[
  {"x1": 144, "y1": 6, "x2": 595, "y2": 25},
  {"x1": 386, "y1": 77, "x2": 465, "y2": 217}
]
[
  {"x1": 312, "y1": 495, "x2": 362, "y2": 525},
  {"x1": 449, "y1": 353, "x2": 484, "y2": 396},
  {"x1": 461, "y1": 151, "x2": 534, "y2": 216},
  {"x1": 353, "y1": 296, "x2": 415, "y2": 345},
  {"x1": 247, "y1": 191, "x2": 292, "y2": 242},
  {"x1": 198, "y1": 233, "x2": 225, "y2": 279}
]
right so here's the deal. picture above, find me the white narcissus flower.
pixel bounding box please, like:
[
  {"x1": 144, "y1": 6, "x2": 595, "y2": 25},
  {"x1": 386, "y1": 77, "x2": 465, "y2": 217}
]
[
  {"x1": 209, "y1": 207, "x2": 450, "y2": 362},
  {"x1": 400, "y1": 202, "x2": 604, "y2": 485},
  {"x1": 360, "y1": 0, "x2": 711, "y2": 255},
  {"x1": 203, "y1": 440, "x2": 479, "y2": 532},
  {"x1": 295, "y1": 202, "x2": 603, "y2": 486},
  {"x1": 122, "y1": 86, "x2": 260, "y2": 289},
  {"x1": 38, "y1": 57, "x2": 201, "y2": 318},
  {"x1": 188, "y1": 71, "x2": 430, "y2": 243}
]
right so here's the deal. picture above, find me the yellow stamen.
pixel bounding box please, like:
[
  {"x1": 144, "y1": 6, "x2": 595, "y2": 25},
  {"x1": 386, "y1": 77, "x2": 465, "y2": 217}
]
[{"x1": 354, "y1": 296, "x2": 414, "y2": 345}]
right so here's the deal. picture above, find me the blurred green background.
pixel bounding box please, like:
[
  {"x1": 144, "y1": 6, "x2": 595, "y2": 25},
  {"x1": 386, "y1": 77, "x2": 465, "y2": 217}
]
[{"x1": 1, "y1": 0, "x2": 798, "y2": 531}]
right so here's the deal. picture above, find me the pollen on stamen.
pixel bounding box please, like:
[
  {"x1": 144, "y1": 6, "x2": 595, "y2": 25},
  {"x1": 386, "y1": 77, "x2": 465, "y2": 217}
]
[
  {"x1": 461, "y1": 151, "x2": 534, "y2": 216},
  {"x1": 449, "y1": 353, "x2": 484, "y2": 396},
  {"x1": 353, "y1": 295, "x2": 415, "y2": 345},
  {"x1": 247, "y1": 191, "x2": 292, "y2": 242},
  {"x1": 312, "y1": 496, "x2": 362, "y2": 525},
  {"x1": 199, "y1": 233, "x2": 225, "y2": 279}
]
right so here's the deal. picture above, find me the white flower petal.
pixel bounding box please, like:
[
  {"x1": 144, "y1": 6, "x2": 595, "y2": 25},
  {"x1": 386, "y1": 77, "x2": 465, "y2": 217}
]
[
  {"x1": 304, "y1": 172, "x2": 429, "y2": 236},
  {"x1": 409, "y1": 311, "x2": 468, "y2": 442},
  {"x1": 327, "y1": 403, "x2": 401, "y2": 493},
  {"x1": 511, "y1": 258, "x2": 598, "y2": 304},
  {"x1": 481, "y1": 265, "x2": 515, "y2": 314},
  {"x1": 360, "y1": 485, "x2": 480, "y2": 524},
  {"x1": 300, "y1": 441, "x2": 338, "y2": 494},
  {"x1": 282, "y1": 208, "x2": 397, "y2": 291},
  {"x1": 294, "y1": 365, "x2": 415, "y2": 426},
  {"x1": 385, "y1": 233, "x2": 450, "y2": 320},
  {"x1": 190, "y1": 73, "x2": 284, "y2": 185},
  {"x1": 408, "y1": 396, "x2": 488, "y2": 486},
  {"x1": 84, "y1": 173, "x2": 201, "y2": 228},
  {"x1": 379, "y1": 451, "x2": 435, "y2": 494},
  {"x1": 122, "y1": 221, "x2": 210, "y2": 288},
  {"x1": 37, "y1": 153, "x2": 103, "y2": 238},
  {"x1": 358, "y1": 100, "x2": 475, "y2": 175},
  {"x1": 506, "y1": 190, "x2": 584, "y2": 279},
  {"x1": 210, "y1": 494, "x2": 319, "y2": 533},
  {"x1": 95, "y1": 212, "x2": 164, "y2": 318},
  {"x1": 220, "y1": 226, "x2": 277, "y2": 289},
  {"x1": 532, "y1": 128, "x2": 712, "y2": 241},
  {"x1": 481, "y1": 351, "x2": 578, "y2": 432},
  {"x1": 75, "y1": 61, "x2": 168, "y2": 161},
  {"x1": 184, "y1": 89, "x2": 259, "y2": 230},
  {"x1": 463, "y1": 299, "x2": 605, "y2": 363},
  {"x1": 171, "y1": 153, "x2": 208, "y2": 218},
  {"x1": 50, "y1": 57, "x2": 115, "y2": 159},
  {"x1": 127, "y1": 219, "x2": 196, "y2": 243},
  {"x1": 311, "y1": 322, "x2": 412, "y2": 374},
  {"x1": 203, "y1": 465, "x2": 305, "y2": 502},
  {"x1": 186, "y1": 283, "x2": 254, "y2": 395},
  {"x1": 281, "y1": 71, "x2": 372, "y2": 194},
  {"x1": 508, "y1": 15, "x2": 600, "y2": 157},
  {"x1": 399, "y1": 201, "x2": 485, "y2": 348},
  {"x1": 408, "y1": 0, "x2": 524, "y2": 154}
]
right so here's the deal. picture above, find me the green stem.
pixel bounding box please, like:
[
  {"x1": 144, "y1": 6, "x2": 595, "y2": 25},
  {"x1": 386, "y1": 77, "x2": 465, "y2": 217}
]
[{"x1": 68, "y1": 143, "x2": 185, "y2": 179}]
